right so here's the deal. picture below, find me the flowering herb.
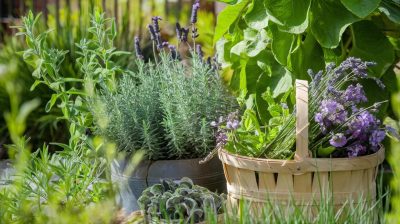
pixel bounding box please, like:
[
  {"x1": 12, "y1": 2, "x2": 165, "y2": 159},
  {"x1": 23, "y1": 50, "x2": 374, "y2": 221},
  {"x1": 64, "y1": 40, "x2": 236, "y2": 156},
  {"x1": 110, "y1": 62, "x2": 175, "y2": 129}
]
[
  {"x1": 196, "y1": 44, "x2": 203, "y2": 60},
  {"x1": 175, "y1": 22, "x2": 182, "y2": 42},
  {"x1": 134, "y1": 36, "x2": 144, "y2": 60},
  {"x1": 190, "y1": 1, "x2": 200, "y2": 24},
  {"x1": 309, "y1": 57, "x2": 390, "y2": 158},
  {"x1": 168, "y1": 44, "x2": 179, "y2": 60},
  {"x1": 213, "y1": 57, "x2": 399, "y2": 159},
  {"x1": 212, "y1": 89, "x2": 295, "y2": 159},
  {"x1": 147, "y1": 24, "x2": 156, "y2": 41},
  {"x1": 181, "y1": 28, "x2": 189, "y2": 42}
]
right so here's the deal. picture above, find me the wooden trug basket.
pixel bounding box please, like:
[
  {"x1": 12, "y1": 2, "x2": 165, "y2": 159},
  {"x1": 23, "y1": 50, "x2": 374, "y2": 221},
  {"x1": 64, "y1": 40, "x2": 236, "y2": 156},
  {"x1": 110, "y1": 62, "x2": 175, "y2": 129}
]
[{"x1": 218, "y1": 80, "x2": 385, "y2": 214}]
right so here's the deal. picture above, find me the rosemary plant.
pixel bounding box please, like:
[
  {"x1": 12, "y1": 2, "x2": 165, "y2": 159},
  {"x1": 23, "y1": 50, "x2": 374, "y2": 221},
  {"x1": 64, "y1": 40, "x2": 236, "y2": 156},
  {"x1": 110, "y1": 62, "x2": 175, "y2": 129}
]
[{"x1": 93, "y1": 53, "x2": 235, "y2": 160}]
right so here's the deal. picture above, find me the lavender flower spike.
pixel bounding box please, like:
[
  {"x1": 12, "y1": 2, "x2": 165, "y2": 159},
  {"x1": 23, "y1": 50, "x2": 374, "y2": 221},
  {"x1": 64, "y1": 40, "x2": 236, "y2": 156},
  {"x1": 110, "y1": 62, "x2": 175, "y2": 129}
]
[
  {"x1": 134, "y1": 36, "x2": 144, "y2": 60},
  {"x1": 168, "y1": 44, "x2": 180, "y2": 60},
  {"x1": 181, "y1": 28, "x2": 189, "y2": 42},
  {"x1": 175, "y1": 22, "x2": 182, "y2": 41},
  {"x1": 147, "y1": 24, "x2": 156, "y2": 41},
  {"x1": 152, "y1": 16, "x2": 162, "y2": 33},
  {"x1": 190, "y1": 1, "x2": 200, "y2": 24},
  {"x1": 196, "y1": 44, "x2": 204, "y2": 59}
]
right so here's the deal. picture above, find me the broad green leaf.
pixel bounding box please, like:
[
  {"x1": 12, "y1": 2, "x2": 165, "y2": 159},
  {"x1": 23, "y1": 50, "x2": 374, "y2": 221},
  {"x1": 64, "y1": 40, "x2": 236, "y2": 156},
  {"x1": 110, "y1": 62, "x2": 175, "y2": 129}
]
[
  {"x1": 341, "y1": 0, "x2": 381, "y2": 18},
  {"x1": 231, "y1": 29, "x2": 268, "y2": 57},
  {"x1": 382, "y1": 68, "x2": 399, "y2": 93},
  {"x1": 264, "y1": 0, "x2": 311, "y2": 30},
  {"x1": 231, "y1": 40, "x2": 248, "y2": 56},
  {"x1": 246, "y1": 29, "x2": 269, "y2": 57},
  {"x1": 216, "y1": 38, "x2": 233, "y2": 68},
  {"x1": 288, "y1": 34, "x2": 324, "y2": 80},
  {"x1": 360, "y1": 78, "x2": 389, "y2": 119},
  {"x1": 244, "y1": 0, "x2": 269, "y2": 29},
  {"x1": 272, "y1": 69, "x2": 292, "y2": 97},
  {"x1": 379, "y1": 0, "x2": 400, "y2": 24},
  {"x1": 213, "y1": 0, "x2": 250, "y2": 45},
  {"x1": 349, "y1": 21, "x2": 395, "y2": 77},
  {"x1": 311, "y1": 0, "x2": 360, "y2": 48},
  {"x1": 245, "y1": 62, "x2": 265, "y2": 94},
  {"x1": 254, "y1": 50, "x2": 291, "y2": 123},
  {"x1": 269, "y1": 24, "x2": 295, "y2": 65}
]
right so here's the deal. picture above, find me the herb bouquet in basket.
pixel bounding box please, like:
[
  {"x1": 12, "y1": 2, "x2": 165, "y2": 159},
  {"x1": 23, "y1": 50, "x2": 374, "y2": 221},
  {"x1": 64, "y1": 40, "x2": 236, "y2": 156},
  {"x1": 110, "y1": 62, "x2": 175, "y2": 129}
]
[{"x1": 214, "y1": 57, "x2": 398, "y2": 215}]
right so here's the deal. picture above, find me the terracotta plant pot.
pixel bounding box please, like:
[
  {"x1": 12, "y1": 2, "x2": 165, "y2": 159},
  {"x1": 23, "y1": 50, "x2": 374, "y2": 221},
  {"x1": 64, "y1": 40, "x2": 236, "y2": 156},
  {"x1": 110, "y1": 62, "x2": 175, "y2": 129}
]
[{"x1": 112, "y1": 156, "x2": 226, "y2": 213}]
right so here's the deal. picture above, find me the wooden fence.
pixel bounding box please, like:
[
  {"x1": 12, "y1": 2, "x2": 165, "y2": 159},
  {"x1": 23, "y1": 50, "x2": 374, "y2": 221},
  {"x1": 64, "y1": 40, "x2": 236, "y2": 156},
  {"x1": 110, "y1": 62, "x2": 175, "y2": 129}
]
[{"x1": 0, "y1": 0, "x2": 217, "y2": 41}]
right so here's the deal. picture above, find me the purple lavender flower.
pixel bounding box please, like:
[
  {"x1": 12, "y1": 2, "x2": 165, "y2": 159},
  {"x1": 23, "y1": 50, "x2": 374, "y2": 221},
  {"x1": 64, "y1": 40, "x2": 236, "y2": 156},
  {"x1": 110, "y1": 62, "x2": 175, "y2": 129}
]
[
  {"x1": 176, "y1": 22, "x2": 182, "y2": 41},
  {"x1": 152, "y1": 16, "x2": 162, "y2": 33},
  {"x1": 321, "y1": 100, "x2": 347, "y2": 123},
  {"x1": 156, "y1": 34, "x2": 163, "y2": 50},
  {"x1": 206, "y1": 57, "x2": 212, "y2": 68},
  {"x1": 336, "y1": 57, "x2": 375, "y2": 79},
  {"x1": 181, "y1": 28, "x2": 189, "y2": 42},
  {"x1": 196, "y1": 44, "x2": 203, "y2": 59},
  {"x1": 216, "y1": 131, "x2": 228, "y2": 147},
  {"x1": 372, "y1": 77, "x2": 385, "y2": 89},
  {"x1": 327, "y1": 85, "x2": 343, "y2": 99},
  {"x1": 168, "y1": 45, "x2": 180, "y2": 60},
  {"x1": 347, "y1": 111, "x2": 379, "y2": 142},
  {"x1": 190, "y1": 1, "x2": 200, "y2": 24},
  {"x1": 226, "y1": 120, "x2": 240, "y2": 130},
  {"x1": 386, "y1": 125, "x2": 400, "y2": 140},
  {"x1": 347, "y1": 144, "x2": 367, "y2": 157},
  {"x1": 147, "y1": 24, "x2": 156, "y2": 40},
  {"x1": 329, "y1": 133, "x2": 347, "y2": 147},
  {"x1": 343, "y1": 84, "x2": 367, "y2": 104},
  {"x1": 369, "y1": 130, "x2": 385, "y2": 151},
  {"x1": 134, "y1": 36, "x2": 144, "y2": 60}
]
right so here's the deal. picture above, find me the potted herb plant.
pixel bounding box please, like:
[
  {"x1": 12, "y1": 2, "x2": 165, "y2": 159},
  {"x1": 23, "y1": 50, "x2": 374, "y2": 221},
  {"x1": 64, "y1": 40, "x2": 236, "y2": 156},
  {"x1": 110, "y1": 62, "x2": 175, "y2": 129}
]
[
  {"x1": 91, "y1": 1, "x2": 236, "y2": 213},
  {"x1": 137, "y1": 177, "x2": 225, "y2": 223},
  {"x1": 215, "y1": 58, "x2": 398, "y2": 216}
]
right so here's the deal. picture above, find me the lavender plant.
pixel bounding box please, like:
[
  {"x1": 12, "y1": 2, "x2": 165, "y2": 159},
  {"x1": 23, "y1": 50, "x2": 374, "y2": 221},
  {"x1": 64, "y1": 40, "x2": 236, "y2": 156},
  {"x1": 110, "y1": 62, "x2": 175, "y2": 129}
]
[
  {"x1": 308, "y1": 57, "x2": 391, "y2": 157},
  {"x1": 215, "y1": 57, "x2": 398, "y2": 159},
  {"x1": 92, "y1": 9, "x2": 236, "y2": 160}
]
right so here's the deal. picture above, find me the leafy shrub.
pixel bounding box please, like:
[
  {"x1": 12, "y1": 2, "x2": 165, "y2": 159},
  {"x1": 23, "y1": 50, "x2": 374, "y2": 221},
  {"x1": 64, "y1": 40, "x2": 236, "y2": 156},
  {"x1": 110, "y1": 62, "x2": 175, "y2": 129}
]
[
  {"x1": 93, "y1": 54, "x2": 235, "y2": 160},
  {"x1": 215, "y1": 0, "x2": 400, "y2": 124},
  {"x1": 138, "y1": 177, "x2": 225, "y2": 223}
]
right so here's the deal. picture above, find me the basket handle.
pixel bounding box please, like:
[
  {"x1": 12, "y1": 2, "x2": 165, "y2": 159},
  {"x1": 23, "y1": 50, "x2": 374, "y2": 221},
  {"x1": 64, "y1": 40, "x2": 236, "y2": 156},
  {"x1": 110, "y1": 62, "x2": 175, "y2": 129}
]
[{"x1": 295, "y1": 79, "x2": 310, "y2": 160}]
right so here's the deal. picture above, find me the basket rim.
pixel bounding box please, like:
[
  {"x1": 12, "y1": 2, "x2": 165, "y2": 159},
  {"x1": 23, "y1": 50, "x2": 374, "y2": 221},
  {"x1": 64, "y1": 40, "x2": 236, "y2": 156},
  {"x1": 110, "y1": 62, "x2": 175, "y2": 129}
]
[{"x1": 218, "y1": 147, "x2": 385, "y2": 173}]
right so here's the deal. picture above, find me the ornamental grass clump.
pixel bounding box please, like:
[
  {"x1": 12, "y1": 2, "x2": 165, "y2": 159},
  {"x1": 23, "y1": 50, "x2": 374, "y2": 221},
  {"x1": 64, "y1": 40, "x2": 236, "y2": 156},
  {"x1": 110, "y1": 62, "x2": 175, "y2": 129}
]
[{"x1": 93, "y1": 2, "x2": 235, "y2": 160}]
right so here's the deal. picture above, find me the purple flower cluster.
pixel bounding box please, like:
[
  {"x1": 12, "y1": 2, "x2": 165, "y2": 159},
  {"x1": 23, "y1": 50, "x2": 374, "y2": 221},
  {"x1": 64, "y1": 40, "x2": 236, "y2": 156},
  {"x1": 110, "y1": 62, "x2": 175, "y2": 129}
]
[
  {"x1": 313, "y1": 58, "x2": 388, "y2": 158},
  {"x1": 315, "y1": 99, "x2": 347, "y2": 133},
  {"x1": 211, "y1": 111, "x2": 240, "y2": 148}
]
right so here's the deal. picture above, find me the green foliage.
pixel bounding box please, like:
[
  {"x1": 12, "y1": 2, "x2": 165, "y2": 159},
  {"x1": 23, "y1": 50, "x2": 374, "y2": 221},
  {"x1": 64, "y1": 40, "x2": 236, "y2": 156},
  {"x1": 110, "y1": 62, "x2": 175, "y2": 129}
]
[
  {"x1": 222, "y1": 89, "x2": 296, "y2": 159},
  {"x1": 138, "y1": 177, "x2": 225, "y2": 223},
  {"x1": 386, "y1": 71, "x2": 400, "y2": 223},
  {"x1": 93, "y1": 54, "x2": 236, "y2": 159},
  {"x1": 215, "y1": 0, "x2": 400, "y2": 123}
]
